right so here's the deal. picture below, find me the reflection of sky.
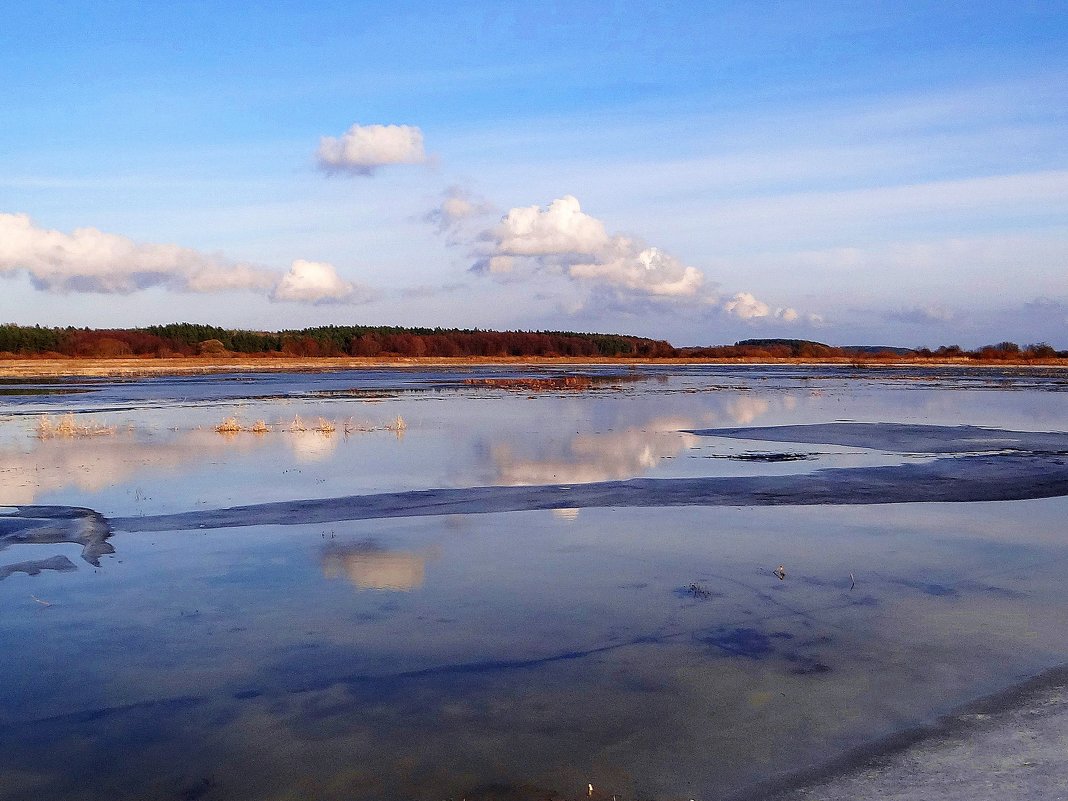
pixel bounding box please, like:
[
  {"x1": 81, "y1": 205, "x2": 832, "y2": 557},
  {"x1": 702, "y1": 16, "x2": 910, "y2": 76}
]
[
  {"x1": 4, "y1": 368, "x2": 1068, "y2": 799},
  {"x1": 492, "y1": 417, "x2": 700, "y2": 485},
  {"x1": 4, "y1": 500, "x2": 1068, "y2": 800}
]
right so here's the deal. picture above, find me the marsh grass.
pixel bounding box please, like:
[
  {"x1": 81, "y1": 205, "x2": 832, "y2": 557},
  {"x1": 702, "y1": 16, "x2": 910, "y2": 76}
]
[
  {"x1": 213, "y1": 417, "x2": 271, "y2": 434},
  {"x1": 36, "y1": 413, "x2": 115, "y2": 439},
  {"x1": 211, "y1": 413, "x2": 403, "y2": 437}
]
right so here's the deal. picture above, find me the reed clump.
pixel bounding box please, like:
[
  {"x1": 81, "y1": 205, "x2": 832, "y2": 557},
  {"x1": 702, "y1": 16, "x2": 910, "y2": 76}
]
[
  {"x1": 36, "y1": 414, "x2": 116, "y2": 439},
  {"x1": 214, "y1": 416, "x2": 243, "y2": 434},
  {"x1": 213, "y1": 417, "x2": 270, "y2": 434}
]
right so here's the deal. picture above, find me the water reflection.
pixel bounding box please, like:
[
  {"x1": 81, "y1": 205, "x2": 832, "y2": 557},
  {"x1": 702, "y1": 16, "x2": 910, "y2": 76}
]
[
  {"x1": 288, "y1": 430, "x2": 340, "y2": 463},
  {"x1": 0, "y1": 430, "x2": 266, "y2": 505},
  {"x1": 0, "y1": 426, "x2": 366, "y2": 504},
  {"x1": 493, "y1": 418, "x2": 700, "y2": 485},
  {"x1": 321, "y1": 541, "x2": 429, "y2": 591},
  {"x1": 7, "y1": 369, "x2": 1068, "y2": 800},
  {"x1": 489, "y1": 395, "x2": 798, "y2": 486}
]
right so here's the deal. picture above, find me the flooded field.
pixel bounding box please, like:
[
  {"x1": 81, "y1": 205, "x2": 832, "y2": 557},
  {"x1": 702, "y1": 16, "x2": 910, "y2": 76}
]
[{"x1": 2, "y1": 364, "x2": 1067, "y2": 800}]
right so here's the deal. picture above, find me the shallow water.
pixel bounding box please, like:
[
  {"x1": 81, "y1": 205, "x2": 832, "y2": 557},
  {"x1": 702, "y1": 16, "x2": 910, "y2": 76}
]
[{"x1": 1, "y1": 365, "x2": 1067, "y2": 800}]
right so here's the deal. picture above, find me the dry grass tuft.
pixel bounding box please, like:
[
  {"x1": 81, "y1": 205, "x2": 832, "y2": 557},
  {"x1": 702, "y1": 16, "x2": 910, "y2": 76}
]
[
  {"x1": 36, "y1": 413, "x2": 115, "y2": 439},
  {"x1": 215, "y1": 416, "x2": 242, "y2": 434},
  {"x1": 208, "y1": 413, "x2": 401, "y2": 437}
]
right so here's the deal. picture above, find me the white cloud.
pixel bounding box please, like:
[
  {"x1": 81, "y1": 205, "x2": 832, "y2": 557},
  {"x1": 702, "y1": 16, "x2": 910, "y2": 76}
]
[
  {"x1": 570, "y1": 243, "x2": 704, "y2": 298},
  {"x1": 489, "y1": 195, "x2": 610, "y2": 256},
  {"x1": 723, "y1": 291, "x2": 769, "y2": 320},
  {"x1": 471, "y1": 195, "x2": 803, "y2": 321},
  {"x1": 722, "y1": 292, "x2": 801, "y2": 322},
  {"x1": 270, "y1": 259, "x2": 366, "y2": 304},
  {"x1": 316, "y1": 123, "x2": 427, "y2": 176},
  {"x1": 0, "y1": 212, "x2": 276, "y2": 294},
  {"x1": 0, "y1": 212, "x2": 372, "y2": 306}
]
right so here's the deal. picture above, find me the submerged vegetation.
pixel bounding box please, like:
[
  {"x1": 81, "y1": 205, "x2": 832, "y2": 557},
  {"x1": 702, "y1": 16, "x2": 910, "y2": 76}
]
[{"x1": 0, "y1": 324, "x2": 1065, "y2": 363}]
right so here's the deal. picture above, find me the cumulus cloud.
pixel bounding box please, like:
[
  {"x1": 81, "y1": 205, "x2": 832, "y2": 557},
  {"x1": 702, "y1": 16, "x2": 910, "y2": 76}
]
[
  {"x1": 471, "y1": 195, "x2": 802, "y2": 321},
  {"x1": 316, "y1": 123, "x2": 427, "y2": 176},
  {"x1": 723, "y1": 292, "x2": 802, "y2": 322},
  {"x1": 270, "y1": 259, "x2": 368, "y2": 305},
  {"x1": 0, "y1": 212, "x2": 276, "y2": 294},
  {"x1": 0, "y1": 212, "x2": 372, "y2": 305}
]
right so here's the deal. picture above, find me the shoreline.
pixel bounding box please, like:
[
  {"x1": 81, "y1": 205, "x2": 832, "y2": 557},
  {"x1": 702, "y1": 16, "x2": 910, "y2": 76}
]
[
  {"x1": 1, "y1": 355, "x2": 1067, "y2": 379},
  {"x1": 737, "y1": 660, "x2": 1068, "y2": 801}
]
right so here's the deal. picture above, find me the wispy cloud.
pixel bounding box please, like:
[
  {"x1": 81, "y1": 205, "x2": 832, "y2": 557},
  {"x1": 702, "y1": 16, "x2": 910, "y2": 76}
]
[
  {"x1": 883, "y1": 305, "x2": 956, "y2": 325},
  {"x1": 422, "y1": 185, "x2": 494, "y2": 244},
  {"x1": 316, "y1": 123, "x2": 427, "y2": 176}
]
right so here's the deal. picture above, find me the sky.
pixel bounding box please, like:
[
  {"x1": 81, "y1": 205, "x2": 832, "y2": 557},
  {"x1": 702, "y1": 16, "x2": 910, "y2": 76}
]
[{"x1": 1, "y1": 1, "x2": 1066, "y2": 347}]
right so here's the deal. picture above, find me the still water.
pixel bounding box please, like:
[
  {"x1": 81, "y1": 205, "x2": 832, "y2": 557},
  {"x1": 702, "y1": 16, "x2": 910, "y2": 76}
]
[{"x1": 1, "y1": 365, "x2": 1066, "y2": 800}]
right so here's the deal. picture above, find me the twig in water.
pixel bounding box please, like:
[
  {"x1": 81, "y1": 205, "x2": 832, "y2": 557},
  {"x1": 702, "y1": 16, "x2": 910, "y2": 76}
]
[
  {"x1": 31, "y1": 595, "x2": 52, "y2": 607},
  {"x1": 850, "y1": 572, "x2": 856, "y2": 590},
  {"x1": 689, "y1": 582, "x2": 713, "y2": 599}
]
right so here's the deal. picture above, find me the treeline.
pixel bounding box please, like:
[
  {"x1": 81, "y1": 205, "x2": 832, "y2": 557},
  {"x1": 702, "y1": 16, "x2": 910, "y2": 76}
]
[
  {"x1": 676, "y1": 338, "x2": 1068, "y2": 360},
  {"x1": 0, "y1": 323, "x2": 674, "y2": 359},
  {"x1": 0, "y1": 326, "x2": 1064, "y2": 361}
]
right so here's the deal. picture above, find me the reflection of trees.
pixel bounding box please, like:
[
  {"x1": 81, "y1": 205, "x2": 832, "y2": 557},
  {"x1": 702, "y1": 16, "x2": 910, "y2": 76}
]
[{"x1": 321, "y1": 542, "x2": 428, "y2": 591}]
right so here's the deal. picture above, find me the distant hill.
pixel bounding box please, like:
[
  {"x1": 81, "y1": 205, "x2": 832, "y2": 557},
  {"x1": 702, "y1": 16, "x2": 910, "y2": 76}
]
[
  {"x1": 736, "y1": 339, "x2": 914, "y2": 356},
  {"x1": 838, "y1": 345, "x2": 917, "y2": 356}
]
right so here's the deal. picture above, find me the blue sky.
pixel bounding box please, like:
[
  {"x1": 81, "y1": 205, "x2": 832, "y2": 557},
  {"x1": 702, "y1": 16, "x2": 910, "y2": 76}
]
[{"x1": 1, "y1": 1, "x2": 1065, "y2": 346}]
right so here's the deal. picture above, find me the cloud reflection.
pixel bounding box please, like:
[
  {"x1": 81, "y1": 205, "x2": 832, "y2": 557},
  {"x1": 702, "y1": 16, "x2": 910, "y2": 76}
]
[
  {"x1": 0, "y1": 430, "x2": 267, "y2": 505},
  {"x1": 493, "y1": 417, "x2": 701, "y2": 485},
  {"x1": 321, "y1": 542, "x2": 427, "y2": 591},
  {"x1": 491, "y1": 393, "x2": 784, "y2": 486}
]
